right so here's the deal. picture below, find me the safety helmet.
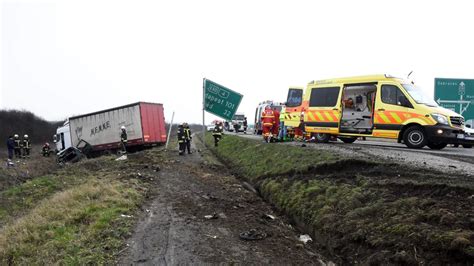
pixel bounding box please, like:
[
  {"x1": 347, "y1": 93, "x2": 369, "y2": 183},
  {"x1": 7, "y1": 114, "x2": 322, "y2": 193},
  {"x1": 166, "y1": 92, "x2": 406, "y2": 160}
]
[
  {"x1": 121, "y1": 126, "x2": 126, "y2": 130},
  {"x1": 45, "y1": 142, "x2": 50, "y2": 146},
  {"x1": 14, "y1": 134, "x2": 19, "y2": 138},
  {"x1": 24, "y1": 134, "x2": 28, "y2": 139}
]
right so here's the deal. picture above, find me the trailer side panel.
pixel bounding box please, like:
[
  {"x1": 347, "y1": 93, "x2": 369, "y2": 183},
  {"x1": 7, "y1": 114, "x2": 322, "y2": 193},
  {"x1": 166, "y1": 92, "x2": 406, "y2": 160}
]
[{"x1": 69, "y1": 104, "x2": 143, "y2": 149}]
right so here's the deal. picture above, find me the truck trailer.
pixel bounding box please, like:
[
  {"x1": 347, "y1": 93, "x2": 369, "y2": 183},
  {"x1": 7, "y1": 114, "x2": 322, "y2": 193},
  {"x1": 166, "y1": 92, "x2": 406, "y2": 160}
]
[{"x1": 54, "y1": 102, "x2": 167, "y2": 156}]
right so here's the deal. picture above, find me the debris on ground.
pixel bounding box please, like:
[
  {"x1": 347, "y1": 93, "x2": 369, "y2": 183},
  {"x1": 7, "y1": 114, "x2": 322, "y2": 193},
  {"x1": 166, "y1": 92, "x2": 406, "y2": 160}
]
[
  {"x1": 116, "y1": 155, "x2": 128, "y2": 161},
  {"x1": 239, "y1": 229, "x2": 267, "y2": 241},
  {"x1": 241, "y1": 182, "x2": 257, "y2": 194},
  {"x1": 204, "y1": 213, "x2": 218, "y2": 220},
  {"x1": 120, "y1": 214, "x2": 133, "y2": 218},
  {"x1": 298, "y1": 234, "x2": 313, "y2": 244},
  {"x1": 262, "y1": 214, "x2": 276, "y2": 220}
]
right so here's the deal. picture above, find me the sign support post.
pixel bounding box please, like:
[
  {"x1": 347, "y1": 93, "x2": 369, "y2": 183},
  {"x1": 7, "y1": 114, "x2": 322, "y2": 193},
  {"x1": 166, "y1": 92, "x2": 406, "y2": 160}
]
[
  {"x1": 202, "y1": 78, "x2": 206, "y2": 142},
  {"x1": 165, "y1": 111, "x2": 175, "y2": 150}
]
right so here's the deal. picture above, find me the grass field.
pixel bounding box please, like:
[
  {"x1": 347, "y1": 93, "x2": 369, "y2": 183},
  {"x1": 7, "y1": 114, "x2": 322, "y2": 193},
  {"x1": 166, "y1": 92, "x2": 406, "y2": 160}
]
[
  {"x1": 0, "y1": 149, "x2": 165, "y2": 264},
  {"x1": 206, "y1": 134, "x2": 474, "y2": 265}
]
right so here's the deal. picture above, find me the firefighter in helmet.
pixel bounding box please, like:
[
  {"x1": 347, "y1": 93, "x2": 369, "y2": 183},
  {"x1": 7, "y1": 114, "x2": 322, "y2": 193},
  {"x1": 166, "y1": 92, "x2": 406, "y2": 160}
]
[
  {"x1": 183, "y1": 122, "x2": 192, "y2": 154},
  {"x1": 212, "y1": 121, "x2": 223, "y2": 147},
  {"x1": 13, "y1": 134, "x2": 22, "y2": 158},
  {"x1": 261, "y1": 105, "x2": 275, "y2": 142},
  {"x1": 120, "y1": 126, "x2": 128, "y2": 154},
  {"x1": 22, "y1": 134, "x2": 31, "y2": 158},
  {"x1": 42, "y1": 142, "x2": 51, "y2": 157},
  {"x1": 177, "y1": 123, "x2": 186, "y2": 155}
]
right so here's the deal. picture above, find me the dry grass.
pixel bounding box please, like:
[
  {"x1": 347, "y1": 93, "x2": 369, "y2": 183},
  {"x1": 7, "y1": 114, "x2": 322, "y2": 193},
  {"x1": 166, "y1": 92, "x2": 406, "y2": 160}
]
[{"x1": 0, "y1": 179, "x2": 141, "y2": 264}]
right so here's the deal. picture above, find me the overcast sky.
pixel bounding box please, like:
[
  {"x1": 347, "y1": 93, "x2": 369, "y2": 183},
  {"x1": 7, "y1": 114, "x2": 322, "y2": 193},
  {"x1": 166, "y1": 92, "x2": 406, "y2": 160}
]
[{"x1": 1, "y1": 0, "x2": 474, "y2": 124}]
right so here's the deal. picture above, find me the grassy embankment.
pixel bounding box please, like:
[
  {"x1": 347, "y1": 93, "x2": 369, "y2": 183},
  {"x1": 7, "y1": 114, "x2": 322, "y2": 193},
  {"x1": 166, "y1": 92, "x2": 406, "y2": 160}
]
[
  {"x1": 206, "y1": 134, "x2": 474, "y2": 265},
  {"x1": 0, "y1": 149, "x2": 165, "y2": 264}
]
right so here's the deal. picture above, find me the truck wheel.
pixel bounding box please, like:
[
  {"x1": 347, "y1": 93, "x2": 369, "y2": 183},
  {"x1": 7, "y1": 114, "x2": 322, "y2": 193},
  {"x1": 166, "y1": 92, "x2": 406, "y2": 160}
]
[
  {"x1": 315, "y1": 133, "x2": 331, "y2": 143},
  {"x1": 339, "y1": 137, "x2": 357, "y2": 143},
  {"x1": 427, "y1": 142, "x2": 447, "y2": 150},
  {"x1": 403, "y1": 126, "x2": 427, "y2": 149},
  {"x1": 463, "y1": 144, "x2": 472, "y2": 148}
]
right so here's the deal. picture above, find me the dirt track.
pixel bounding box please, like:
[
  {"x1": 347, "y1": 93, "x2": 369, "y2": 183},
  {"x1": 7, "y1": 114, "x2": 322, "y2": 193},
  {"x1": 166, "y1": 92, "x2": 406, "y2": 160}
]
[{"x1": 119, "y1": 141, "x2": 330, "y2": 265}]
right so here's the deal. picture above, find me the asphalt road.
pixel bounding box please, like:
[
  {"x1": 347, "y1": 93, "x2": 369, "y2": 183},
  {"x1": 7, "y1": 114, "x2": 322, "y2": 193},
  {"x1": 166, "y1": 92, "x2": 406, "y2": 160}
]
[{"x1": 228, "y1": 131, "x2": 474, "y2": 157}]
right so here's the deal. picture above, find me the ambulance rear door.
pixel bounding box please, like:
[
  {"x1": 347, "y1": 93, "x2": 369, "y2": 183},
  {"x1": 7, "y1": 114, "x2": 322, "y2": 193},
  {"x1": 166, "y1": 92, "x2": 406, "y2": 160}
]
[{"x1": 305, "y1": 86, "x2": 342, "y2": 134}]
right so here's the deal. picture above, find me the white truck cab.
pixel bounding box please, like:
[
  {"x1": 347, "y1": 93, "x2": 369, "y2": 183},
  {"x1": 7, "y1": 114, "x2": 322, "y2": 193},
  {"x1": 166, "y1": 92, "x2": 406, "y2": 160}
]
[{"x1": 54, "y1": 120, "x2": 71, "y2": 152}]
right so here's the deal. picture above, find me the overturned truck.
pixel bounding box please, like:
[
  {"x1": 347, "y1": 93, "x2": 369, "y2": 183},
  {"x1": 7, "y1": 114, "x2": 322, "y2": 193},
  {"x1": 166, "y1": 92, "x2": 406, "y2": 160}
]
[{"x1": 54, "y1": 102, "x2": 167, "y2": 159}]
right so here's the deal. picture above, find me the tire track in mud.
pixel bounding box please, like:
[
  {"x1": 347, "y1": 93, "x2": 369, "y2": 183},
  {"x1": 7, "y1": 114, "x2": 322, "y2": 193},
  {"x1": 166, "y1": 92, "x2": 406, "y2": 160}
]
[{"x1": 119, "y1": 142, "x2": 330, "y2": 265}]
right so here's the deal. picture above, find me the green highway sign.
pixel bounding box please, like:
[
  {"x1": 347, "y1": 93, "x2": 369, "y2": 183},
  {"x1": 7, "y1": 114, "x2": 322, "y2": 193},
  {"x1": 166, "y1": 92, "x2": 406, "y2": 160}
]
[
  {"x1": 434, "y1": 78, "x2": 474, "y2": 125},
  {"x1": 204, "y1": 79, "x2": 243, "y2": 120}
]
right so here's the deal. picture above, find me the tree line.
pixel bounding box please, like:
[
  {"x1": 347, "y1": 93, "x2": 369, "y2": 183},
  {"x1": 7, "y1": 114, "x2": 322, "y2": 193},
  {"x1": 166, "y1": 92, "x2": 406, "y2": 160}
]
[{"x1": 0, "y1": 109, "x2": 62, "y2": 144}]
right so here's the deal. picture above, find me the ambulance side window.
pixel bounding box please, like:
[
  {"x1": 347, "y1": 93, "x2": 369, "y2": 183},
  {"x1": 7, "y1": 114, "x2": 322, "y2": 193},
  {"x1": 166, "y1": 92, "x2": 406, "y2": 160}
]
[
  {"x1": 381, "y1": 85, "x2": 413, "y2": 108},
  {"x1": 309, "y1": 87, "x2": 340, "y2": 107},
  {"x1": 286, "y1": 89, "x2": 303, "y2": 107}
]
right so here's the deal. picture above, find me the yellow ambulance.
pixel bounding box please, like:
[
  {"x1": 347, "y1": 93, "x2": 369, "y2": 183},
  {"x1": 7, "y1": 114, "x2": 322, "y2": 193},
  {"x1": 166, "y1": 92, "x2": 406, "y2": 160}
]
[{"x1": 302, "y1": 74, "x2": 473, "y2": 149}]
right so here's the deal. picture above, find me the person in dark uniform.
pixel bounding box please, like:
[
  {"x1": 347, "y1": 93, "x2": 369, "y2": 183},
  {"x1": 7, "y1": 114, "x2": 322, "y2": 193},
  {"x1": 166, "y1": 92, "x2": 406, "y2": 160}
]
[
  {"x1": 177, "y1": 124, "x2": 186, "y2": 155},
  {"x1": 243, "y1": 117, "x2": 248, "y2": 134},
  {"x1": 120, "y1": 126, "x2": 128, "y2": 154},
  {"x1": 6, "y1": 136, "x2": 15, "y2": 160},
  {"x1": 13, "y1": 134, "x2": 22, "y2": 159},
  {"x1": 183, "y1": 122, "x2": 192, "y2": 154},
  {"x1": 212, "y1": 122, "x2": 223, "y2": 147}
]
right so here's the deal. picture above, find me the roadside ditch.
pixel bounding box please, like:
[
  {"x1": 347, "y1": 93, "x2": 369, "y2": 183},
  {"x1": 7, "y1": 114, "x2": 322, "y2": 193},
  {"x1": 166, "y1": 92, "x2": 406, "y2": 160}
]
[{"x1": 204, "y1": 133, "x2": 474, "y2": 265}]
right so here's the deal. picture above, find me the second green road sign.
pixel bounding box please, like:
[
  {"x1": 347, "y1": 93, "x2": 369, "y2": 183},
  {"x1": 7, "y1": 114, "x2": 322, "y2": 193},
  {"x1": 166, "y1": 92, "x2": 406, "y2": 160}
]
[
  {"x1": 434, "y1": 78, "x2": 474, "y2": 126},
  {"x1": 204, "y1": 79, "x2": 243, "y2": 120}
]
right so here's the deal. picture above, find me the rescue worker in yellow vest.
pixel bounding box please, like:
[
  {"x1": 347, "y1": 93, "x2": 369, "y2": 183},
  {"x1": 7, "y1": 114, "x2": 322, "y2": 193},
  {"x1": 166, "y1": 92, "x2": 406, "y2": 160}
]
[
  {"x1": 13, "y1": 134, "x2": 22, "y2": 158},
  {"x1": 183, "y1": 123, "x2": 192, "y2": 154},
  {"x1": 22, "y1": 134, "x2": 31, "y2": 159},
  {"x1": 212, "y1": 122, "x2": 223, "y2": 147},
  {"x1": 120, "y1": 126, "x2": 128, "y2": 154},
  {"x1": 177, "y1": 124, "x2": 186, "y2": 155}
]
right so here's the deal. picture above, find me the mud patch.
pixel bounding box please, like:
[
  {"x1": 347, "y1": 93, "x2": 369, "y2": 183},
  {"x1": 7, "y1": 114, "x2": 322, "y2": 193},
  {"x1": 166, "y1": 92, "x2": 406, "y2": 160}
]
[{"x1": 120, "y1": 138, "x2": 330, "y2": 265}]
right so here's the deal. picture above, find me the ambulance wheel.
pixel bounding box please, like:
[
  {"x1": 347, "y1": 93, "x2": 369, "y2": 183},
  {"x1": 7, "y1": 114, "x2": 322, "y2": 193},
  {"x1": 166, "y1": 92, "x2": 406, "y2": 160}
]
[
  {"x1": 339, "y1": 137, "x2": 357, "y2": 144},
  {"x1": 427, "y1": 142, "x2": 447, "y2": 150},
  {"x1": 315, "y1": 133, "x2": 330, "y2": 143},
  {"x1": 403, "y1": 126, "x2": 427, "y2": 148},
  {"x1": 463, "y1": 144, "x2": 472, "y2": 148}
]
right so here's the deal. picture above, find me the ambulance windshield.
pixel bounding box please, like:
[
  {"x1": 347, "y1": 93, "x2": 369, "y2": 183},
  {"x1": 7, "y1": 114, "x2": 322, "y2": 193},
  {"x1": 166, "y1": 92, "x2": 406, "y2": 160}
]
[{"x1": 402, "y1": 84, "x2": 438, "y2": 107}]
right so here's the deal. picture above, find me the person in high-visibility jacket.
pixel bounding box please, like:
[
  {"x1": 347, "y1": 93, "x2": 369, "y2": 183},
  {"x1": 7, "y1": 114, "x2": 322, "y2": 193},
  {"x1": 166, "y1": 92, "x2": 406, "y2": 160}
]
[
  {"x1": 22, "y1": 134, "x2": 31, "y2": 158},
  {"x1": 183, "y1": 122, "x2": 192, "y2": 154},
  {"x1": 212, "y1": 122, "x2": 223, "y2": 147},
  {"x1": 261, "y1": 106, "x2": 275, "y2": 142},
  {"x1": 177, "y1": 124, "x2": 186, "y2": 155},
  {"x1": 42, "y1": 142, "x2": 51, "y2": 157},
  {"x1": 13, "y1": 134, "x2": 22, "y2": 158},
  {"x1": 272, "y1": 107, "x2": 280, "y2": 139}
]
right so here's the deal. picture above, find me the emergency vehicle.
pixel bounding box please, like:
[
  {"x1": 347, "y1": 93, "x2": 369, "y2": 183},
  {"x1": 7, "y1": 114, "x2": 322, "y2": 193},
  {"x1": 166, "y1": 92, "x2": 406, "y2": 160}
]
[
  {"x1": 254, "y1": 100, "x2": 284, "y2": 135},
  {"x1": 280, "y1": 87, "x2": 305, "y2": 140},
  {"x1": 300, "y1": 74, "x2": 474, "y2": 149}
]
